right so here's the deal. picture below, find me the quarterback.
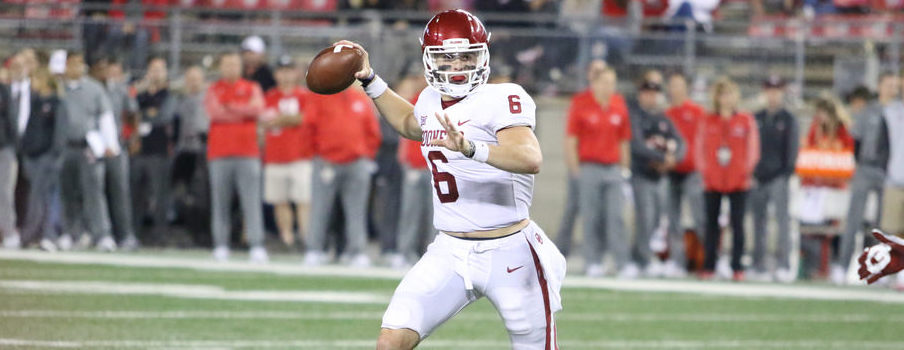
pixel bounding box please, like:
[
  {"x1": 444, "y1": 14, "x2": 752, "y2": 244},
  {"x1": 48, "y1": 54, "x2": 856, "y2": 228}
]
[{"x1": 337, "y1": 9, "x2": 565, "y2": 350}]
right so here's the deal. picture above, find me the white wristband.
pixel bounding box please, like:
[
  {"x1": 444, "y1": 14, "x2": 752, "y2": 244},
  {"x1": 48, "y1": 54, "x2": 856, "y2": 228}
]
[
  {"x1": 363, "y1": 74, "x2": 388, "y2": 99},
  {"x1": 471, "y1": 141, "x2": 489, "y2": 163}
]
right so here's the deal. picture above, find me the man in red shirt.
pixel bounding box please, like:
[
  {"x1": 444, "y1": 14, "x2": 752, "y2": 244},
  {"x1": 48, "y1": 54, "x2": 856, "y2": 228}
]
[
  {"x1": 261, "y1": 56, "x2": 313, "y2": 249},
  {"x1": 303, "y1": 84, "x2": 381, "y2": 268},
  {"x1": 204, "y1": 52, "x2": 268, "y2": 263},
  {"x1": 556, "y1": 61, "x2": 627, "y2": 260},
  {"x1": 565, "y1": 62, "x2": 633, "y2": 278},
  {"x1": 663, "y1": 72, "x2": 706, "y2": 278}
]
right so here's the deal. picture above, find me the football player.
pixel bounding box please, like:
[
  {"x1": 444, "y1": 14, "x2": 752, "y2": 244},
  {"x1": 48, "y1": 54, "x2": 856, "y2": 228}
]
[
  {"x1": 858, "y1": 229, "x2": 904, "y2": 284},
  {"x1": 335, "y1": 9, "x2": 566, "y2": 350}
]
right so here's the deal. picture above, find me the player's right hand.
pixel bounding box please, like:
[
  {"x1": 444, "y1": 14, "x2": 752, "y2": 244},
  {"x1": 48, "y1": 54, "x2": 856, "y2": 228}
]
[
  {"x1": 430, "y1": 112, "x2": 471, "y2": 155},
  {"x1": 857, "y1": 229, "x2": 904, "y2": 284},
  {"x1": 332, "y1": 40, "x2": 373, "y2": 80}
]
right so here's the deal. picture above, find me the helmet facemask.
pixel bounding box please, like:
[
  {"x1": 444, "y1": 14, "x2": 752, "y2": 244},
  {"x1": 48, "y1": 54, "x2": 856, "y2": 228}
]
[{"x1": 422, "y1": 39, "x2": 490, "y2": 98}]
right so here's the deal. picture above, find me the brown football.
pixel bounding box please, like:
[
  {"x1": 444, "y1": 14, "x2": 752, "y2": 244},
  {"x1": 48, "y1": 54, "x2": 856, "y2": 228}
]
[{"x1": 305, "y1": 44, "x2": 364, "y2": 95}]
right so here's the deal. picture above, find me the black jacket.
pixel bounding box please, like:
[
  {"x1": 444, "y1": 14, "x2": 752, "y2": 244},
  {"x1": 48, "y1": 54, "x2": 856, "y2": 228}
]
[
  {"x1": 753, "y1": 108, "x2": 799, "y2": 182},
  {"x1": 852, "y1": 102, "x2": 890, "y2": 171},
  {"x1": 629, "y1": 105, "x2": 686, "y2": 180},
  {"x1": 246, "y1": 65, "x2": 276, "y2": 93},
  {"x1": 0, "y1": 84, "x2": 12, "y2": 148},
  {"x1": 19, "y1": 93, "x2": 65, "y2": 158}
]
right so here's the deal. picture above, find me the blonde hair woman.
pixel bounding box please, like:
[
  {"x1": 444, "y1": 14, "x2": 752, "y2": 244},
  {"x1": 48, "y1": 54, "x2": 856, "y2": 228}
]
[
  {"x1": 694, "y1": 77, "x2": 761, "y2": 281},
  {"x1": 19, "y1": 66, "x2": 67, "y2": 251},
  {"x1": 807, "y1": 96, "x2": 853, "y2": 151}
]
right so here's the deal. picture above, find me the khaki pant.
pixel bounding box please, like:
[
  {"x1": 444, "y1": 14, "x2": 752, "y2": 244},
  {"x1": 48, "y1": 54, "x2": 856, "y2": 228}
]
[{"x1": 882, "y1": 185, "x2": 904, "y2": 234}]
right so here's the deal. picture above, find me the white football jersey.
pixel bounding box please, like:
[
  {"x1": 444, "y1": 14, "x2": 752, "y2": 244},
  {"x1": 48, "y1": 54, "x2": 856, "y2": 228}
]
[{"x1": 413, "y1": 83, "x2": 537, "y2": 232}]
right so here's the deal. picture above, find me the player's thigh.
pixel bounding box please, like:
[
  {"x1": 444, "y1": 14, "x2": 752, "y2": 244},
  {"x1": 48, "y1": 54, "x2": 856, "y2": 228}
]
[
  {"x1": 484, "y1": 239, "x2": 552, "y2": 348},
  {"x1": 382, "y1": 240, "x2": 472, "y2": 340},
  {"x1": 263, "y1": 164, "x2": 290, "y2": 204}
]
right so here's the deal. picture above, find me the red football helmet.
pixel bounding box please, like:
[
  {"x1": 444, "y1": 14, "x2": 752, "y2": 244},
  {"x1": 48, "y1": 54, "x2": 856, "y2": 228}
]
[{"x1": 420, "y1": 9, "x2": 491, "y2": 98}]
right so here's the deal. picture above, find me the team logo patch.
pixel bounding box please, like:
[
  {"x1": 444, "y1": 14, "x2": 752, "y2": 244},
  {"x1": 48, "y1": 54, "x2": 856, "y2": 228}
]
[
  {"x1": 535, "y1": 233, "x2": 543, "y2": 244},
  {"x1": 419, "y1": 114, "x2": 427, "y2": 125},
  {"x1": 610, "y1": 114, "x2": 621, "y2": 125}
]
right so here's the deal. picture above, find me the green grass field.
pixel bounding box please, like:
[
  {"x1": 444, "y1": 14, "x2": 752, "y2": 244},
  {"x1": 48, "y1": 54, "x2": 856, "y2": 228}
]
[{"x1": 2, "y1": 250, "x2": 904, "y2": 349}]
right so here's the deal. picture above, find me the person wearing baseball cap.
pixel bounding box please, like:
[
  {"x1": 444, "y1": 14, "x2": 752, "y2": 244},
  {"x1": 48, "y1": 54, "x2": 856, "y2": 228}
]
[
  {"x1": 629, "y1": 77, "x2": 686, "y2": 278},
  {"x1": 241, "y1": 36, "x2": 276, "y2": 92},
  {"x1": 749, "y1": 74, "x2": 799, "y2": 283}
]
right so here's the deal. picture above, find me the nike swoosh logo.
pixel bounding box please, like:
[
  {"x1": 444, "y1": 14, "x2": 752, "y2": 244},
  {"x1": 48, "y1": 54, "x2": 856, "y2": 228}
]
[
  {"x1": 457, "y1": 119, "x2": 471, "y2": 126},
  {"x1": 507, "y1": 266, "x2": 524, "y2": 273}
]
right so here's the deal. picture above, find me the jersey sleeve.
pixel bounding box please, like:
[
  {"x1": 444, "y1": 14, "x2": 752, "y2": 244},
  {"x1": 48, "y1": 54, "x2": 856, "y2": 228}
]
[{"x1": 488, "y1": 84, "x2": 536, "y2": 133}]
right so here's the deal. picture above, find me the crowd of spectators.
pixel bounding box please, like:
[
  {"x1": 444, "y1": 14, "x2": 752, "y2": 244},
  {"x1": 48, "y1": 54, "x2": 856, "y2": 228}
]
[{"x1": 559, "y1": 59, "x2": 904, "y2": 286}]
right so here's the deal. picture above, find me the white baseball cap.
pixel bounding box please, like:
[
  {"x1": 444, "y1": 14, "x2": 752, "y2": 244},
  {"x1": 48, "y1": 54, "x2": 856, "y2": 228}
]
[
  {"x1": 241, "y1": 36, "x2": 266, "y2": 54},
  {"x1": 49, "y1": 49, "x2": 67, "y2": 74}
]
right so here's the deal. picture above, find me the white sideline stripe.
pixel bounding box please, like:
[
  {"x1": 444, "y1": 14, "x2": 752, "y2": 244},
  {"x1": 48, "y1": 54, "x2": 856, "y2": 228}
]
[
  {"x1": 0, "y1": 250, "x2": 407, "y2": 279},
  {"x1": 0, "y1": 280, "x2": 387, "y2": 304},
  {"x1": 3, "y1": 250, "x2": 904, "y2": 304},
  {"x1": 3, "y1": 310, "x2": 904, "y2": 323},
  {"x1": 564, "y1": 277, "x2": 904, "y2": 304},
  {"x1": 2, "y1": 338, "x2": 904, "y2": 349}
]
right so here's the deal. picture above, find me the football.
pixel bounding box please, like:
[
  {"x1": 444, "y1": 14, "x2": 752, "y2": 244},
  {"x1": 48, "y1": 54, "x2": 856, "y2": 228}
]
[{"x1": 305, "y1": 44, "x2": 364, "y2": 95}]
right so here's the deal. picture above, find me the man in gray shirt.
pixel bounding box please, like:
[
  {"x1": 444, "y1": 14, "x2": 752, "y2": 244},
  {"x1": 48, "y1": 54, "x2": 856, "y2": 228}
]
[
  {"x1": 171, "y1": 66, "x2": 209, "y2": 243},
  {"x1": 58, "y1": 52, "x2": 119, "y2": 251},
  {"x1": 0, "y1": 63, "x2": 15, "y2": 249},
  {"x1": 832, "y1": 85, "x2": 890, "y2": 284},
  {"x1": 1, "y1": 54, "x2": 23, "y2": 249},
  {"x1": 91, "y1": 57, "x2": 139, "y2": 250}
]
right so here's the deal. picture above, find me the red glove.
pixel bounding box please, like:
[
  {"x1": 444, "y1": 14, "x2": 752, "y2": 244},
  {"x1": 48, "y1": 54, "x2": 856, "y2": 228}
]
[{"x1": 858, "y1": 229, "x2": 904, "y2": 284}]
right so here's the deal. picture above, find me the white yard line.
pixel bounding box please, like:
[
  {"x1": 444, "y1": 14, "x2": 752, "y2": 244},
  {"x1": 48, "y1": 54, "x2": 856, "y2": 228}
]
[
  {"x1": 2, "y1": 338, "x2": 904, "y2": 349},
  {"x1": 564, "y1": 277, "x2": 904, "y2": 304},
  {"x1": 1, "y1": 310, "x2": 902, "y2": 323},
  {"x1": 0, "y1": 280, "x2": 387, "y2": 304},
  {"x1": 2, "y1": 250, "x2": 904, "y2": 303},
  {"x1": 0, "y1": 250, "x2": 407, "y2": 279}
]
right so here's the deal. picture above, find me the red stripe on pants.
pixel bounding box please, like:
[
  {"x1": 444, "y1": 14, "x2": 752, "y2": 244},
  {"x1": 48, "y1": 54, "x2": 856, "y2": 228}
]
[{"x1": 528, "y1": 239, "x2": 556, "y2": 350}]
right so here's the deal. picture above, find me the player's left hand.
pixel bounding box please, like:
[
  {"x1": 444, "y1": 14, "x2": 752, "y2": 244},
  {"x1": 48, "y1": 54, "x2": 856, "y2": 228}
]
[
  {"x1": 857, "y1": 229, "x2": 904, "y2": 284},
  {"x1": 429, "y1": 112, "x2": 472, "y2": 155}
]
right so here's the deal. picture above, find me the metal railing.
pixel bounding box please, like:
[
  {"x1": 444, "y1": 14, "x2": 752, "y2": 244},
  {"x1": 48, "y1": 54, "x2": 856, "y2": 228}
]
[{"x1": 0, "y1": 3, "x2": 900, "y2": 99}]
